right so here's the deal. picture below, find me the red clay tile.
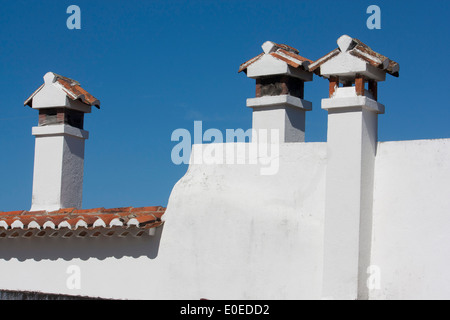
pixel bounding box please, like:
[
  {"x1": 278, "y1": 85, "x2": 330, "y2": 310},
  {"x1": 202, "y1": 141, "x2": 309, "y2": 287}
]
[
  {"x1": 0, "y1": 211, "x2": 25, "y2": 217},
  {"x1": 93, "y1": 214, "x2": 117, "y2": 226},
  {"x1": 0, "y1": 205, "x2": 166, "y2": 236},
  {"x1": 1, "y1": 218, "x2": 17, "y2": 226},
  {"x1": 14, "y1": 216, "x2": 36, "y2": 226},
  {"x1": 49, "y1": 208, "x2": 76, "y2": 215},
  {"x1": 102, "y1": 207, "x2": 132, "y2": 214},
  {"x1": 47, "y1": 215, "x2": 71, "y2": 226},
  {"x1": 135, "y1": 211, "x2": 164, "y2": 219},
  {"x1": 130, "y1": 206, "x2": 162, "y2": 213},
  {"x1": 75, "y1": 215, "x2": 99, "y2": 226},
  {"x1": 27, "y1": 210, "x2": 47, "y2": 216},
  {"x1": 72, "y1": 208, "x2": 105, "y2": 214},
  {"x1": 277, "y1": 49, "x2": 313, "y2": 64},
  {"x1": 32, "y1": 216, "x2": 52, "y2": 225}
]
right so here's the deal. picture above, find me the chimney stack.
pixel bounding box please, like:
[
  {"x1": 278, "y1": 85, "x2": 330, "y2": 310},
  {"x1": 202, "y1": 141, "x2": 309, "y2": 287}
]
[
  {"x1": 239, "y1": 41, "x2": 314, "y2": 143},
  {"x1": 24, "y1": 72, "x2": 100, "y2": 212},
  {"x1": 309, "y1": 35, "x2": 399, "y2": 300}
]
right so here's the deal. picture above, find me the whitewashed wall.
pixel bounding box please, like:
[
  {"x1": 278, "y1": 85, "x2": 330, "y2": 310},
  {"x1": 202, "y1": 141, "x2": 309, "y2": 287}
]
[
  {"x1": 0, "y1": 139, "x2": 449, "y2": 300},
  {"x1": 370, "y1": 139, "x2": 450, "y2": 300},
  {"x1": 158, "y1": 142, "x2": 327, "y2": 300}
]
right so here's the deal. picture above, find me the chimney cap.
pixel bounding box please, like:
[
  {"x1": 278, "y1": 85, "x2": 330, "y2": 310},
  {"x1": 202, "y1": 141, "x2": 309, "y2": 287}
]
[
  {"x1": 24, "y1": 72, "x2": 101, "y2": 109},
  {"x1": 308, "y1": 35, "x2": 400, "y2": 80},
  {"x1": 238, "y1": 41, "x2": 313, "y2": 74}
]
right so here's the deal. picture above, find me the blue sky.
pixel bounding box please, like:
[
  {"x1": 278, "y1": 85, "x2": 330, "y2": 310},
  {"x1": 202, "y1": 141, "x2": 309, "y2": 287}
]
[{"x1": 0, "y1": 0, "x2": 449, "y2": 211}]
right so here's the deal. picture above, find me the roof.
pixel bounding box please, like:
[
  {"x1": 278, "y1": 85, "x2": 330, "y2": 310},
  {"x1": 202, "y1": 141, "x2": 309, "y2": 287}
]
[
  {"x1": 238, "y1": 41, "x2": 313, "y2": 73},
  {"x1": 309, "y1": 35, "x2": 399, "y2": 77},
  {"x1": 0, "y1": 206, "x2": 165, "y2": 239},
  {"x1": 24, "y1": 72, "x2": 101, "y2": 108}
]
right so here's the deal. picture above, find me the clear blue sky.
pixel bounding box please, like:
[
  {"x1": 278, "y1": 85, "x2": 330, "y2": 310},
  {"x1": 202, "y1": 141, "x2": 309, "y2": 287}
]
[{"x1": 0, "y1": 0, "x2": 449, "y2": 211}]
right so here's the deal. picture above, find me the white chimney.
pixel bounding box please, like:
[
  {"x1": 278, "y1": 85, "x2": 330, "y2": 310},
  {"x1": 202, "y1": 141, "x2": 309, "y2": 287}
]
[
  {"x1": 310, "y1": 35, "x2": 399, "y2": 300},
  {"x1": 24, "y1": 72, "x2": 100, "y2": 212},
  {"x1": 239, "y1": 41, "x2": 314, "y2": 143}
]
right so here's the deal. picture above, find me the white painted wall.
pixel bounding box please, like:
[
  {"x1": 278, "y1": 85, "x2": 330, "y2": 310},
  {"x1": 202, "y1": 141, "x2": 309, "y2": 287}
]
[
  {"x1": 369, "y1": 139, "x2": 450, "y2": 300},
  {"x1": 0, "y1": 139, "x2": 449, "y2": 300},
  {"x1": 158, "y1": 143, "x2": 327, "y2": 300}
]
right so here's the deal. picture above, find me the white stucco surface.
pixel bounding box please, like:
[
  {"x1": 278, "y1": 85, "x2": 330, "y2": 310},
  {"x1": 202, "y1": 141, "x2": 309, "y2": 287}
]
[
  {"x1": 369, "y1": 139, "x2": 450, "y2": 300},
  {"x1": 31, "y1": 125, "x2": 87, "y2": 211},
  {"x1": 157, "y1": 142, "x2": 327, "y2": 299},
  {"x1": 322, "y1": 105, "x2": 379, "y2": 300}
]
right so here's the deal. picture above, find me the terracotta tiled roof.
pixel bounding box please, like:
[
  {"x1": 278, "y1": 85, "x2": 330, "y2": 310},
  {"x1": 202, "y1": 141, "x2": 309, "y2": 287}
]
[
  {"x1": 24, "y1": 73, "x2": 101, "y2": 108},
  {"x1": 238, "y1": 42, "x2": 313, "y2": 73},
  {"x1": 0, "y1": 206, "x2": 165, "y2": 239},
  {"x1": 309, "y1": 36, "x2": 400, "y2": 77}
]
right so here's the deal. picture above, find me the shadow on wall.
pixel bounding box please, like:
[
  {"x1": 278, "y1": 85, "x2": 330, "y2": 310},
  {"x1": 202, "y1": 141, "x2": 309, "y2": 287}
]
[{"x1": 0, "y1": 226, "x2": 164, "y2": 262}]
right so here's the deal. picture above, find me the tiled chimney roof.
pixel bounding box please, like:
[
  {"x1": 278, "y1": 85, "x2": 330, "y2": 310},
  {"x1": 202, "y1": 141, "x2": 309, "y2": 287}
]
[
  {"x1": 24, "y1": 73, "x2": 101, "y2": 108},
  {"x1": 309, "y1": 36, "x2": 400, "y2": 77},
  {"x1": 0, "y1": 206, "x2": 165, "y2": 239},
  {"x1": 238, "y1": 42, "x2": 313, "y2": 73}
]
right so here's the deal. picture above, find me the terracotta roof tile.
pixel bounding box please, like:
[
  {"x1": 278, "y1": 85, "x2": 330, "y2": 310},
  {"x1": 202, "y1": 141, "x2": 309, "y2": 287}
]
[
  {"x1": 0, "y1": 211, "x2": 25, "y2": 217},
  {"x1": 72, "y1": 208, "x2": 105, "y2": 214},
  {"x1": 56, "y1": 75, "x2": 100, "y2": 108},
  {"x1": 130, "y1": 206, "x2": 164, "y2": 213},
  {"x1": 276, "y1": 49, "x2": 313, "y2": 64},
  {"x1": 0, "y1": 206, "x2": 166, "y2": 239},
  {"x1": 275, "y1": 43, "x2": 300, "y2": 54},
  {"x1": 50, "y1": 208, "x2": 76, "y2": 215},
  {"x1": 102, "y1": 207, "x2": 132, "y2": 214}
]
